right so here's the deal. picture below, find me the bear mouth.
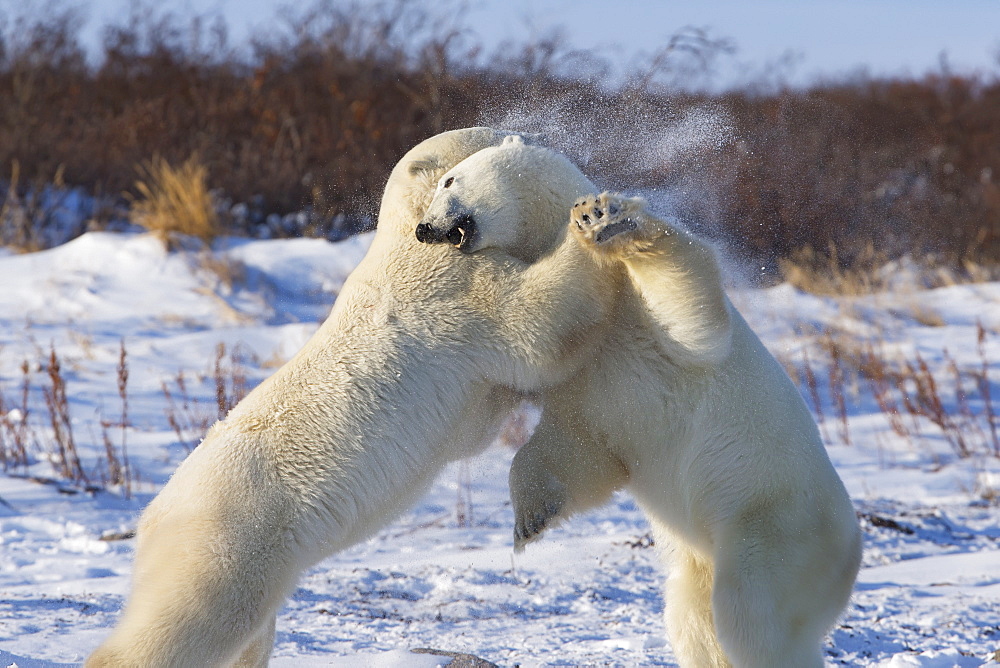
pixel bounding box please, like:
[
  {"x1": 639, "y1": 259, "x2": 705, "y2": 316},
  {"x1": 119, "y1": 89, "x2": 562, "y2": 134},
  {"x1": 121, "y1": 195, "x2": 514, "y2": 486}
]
[{"x1": 447, "y1": 214, "x2": 477, "y2": 251}]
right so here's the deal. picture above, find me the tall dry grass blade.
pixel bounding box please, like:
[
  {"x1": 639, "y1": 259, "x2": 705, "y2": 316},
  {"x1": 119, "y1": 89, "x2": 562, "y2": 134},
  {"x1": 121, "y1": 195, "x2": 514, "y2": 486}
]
[
  {"x1": 116, "y1": 340, "x2": 132, "y2": 497},
  {"x1": 42, "y1": 346, "x2": 86, "y2": 484},
  {"x1": 977, "y1": 323, "x2": 999, "y2": 456},
  {"x1": 801, "y1": 348, "x2": 832, "y2": 445},
  {"x1": 130, "y1": 155, "x2": 219, "y2": 249}
]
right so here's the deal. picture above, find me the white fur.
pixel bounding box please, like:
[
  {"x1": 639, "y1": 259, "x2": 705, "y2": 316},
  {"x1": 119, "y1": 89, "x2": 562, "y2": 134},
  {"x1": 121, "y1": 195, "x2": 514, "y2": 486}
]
[
  {"x1": 449, "y1": 185, "x2": 860, "y2": 664},
  {"x1": 86, "y1": 129, "x2": 613, "y2": 667}
]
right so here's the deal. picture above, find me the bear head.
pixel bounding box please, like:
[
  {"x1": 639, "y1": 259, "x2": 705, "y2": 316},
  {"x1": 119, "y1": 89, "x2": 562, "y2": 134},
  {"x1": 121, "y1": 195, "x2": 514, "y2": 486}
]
[
  {"x1": 415, "y1": 135, "x2": 595, "y2": 263},
  {"x1": 377, "y1": 127, "x2": 510, "y2": 237}
]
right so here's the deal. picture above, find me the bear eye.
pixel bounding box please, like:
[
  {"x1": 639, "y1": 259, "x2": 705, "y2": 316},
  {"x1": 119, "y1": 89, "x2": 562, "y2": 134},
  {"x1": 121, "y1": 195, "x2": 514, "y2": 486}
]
[{"x1": 443, "y1": 177, "x2": 454, "y2": 188}]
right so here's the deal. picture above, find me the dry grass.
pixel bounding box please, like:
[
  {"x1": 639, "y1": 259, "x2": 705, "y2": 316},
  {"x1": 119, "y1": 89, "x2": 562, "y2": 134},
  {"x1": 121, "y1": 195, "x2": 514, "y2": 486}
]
[
  {"x1": 0, "y1": 361, "x2": 34, "y2": 472},
  {"x1": 779, "y1": 243, "x2": 891, "y2": 296},
  {"x1": 213, "y1": 343, "x2": 250, "y2": 420},
  {"x1": 0, "y1": 4, "x2": 998, "y2": 277},
  {"x1": 0, "y1": 343, "x2": 139, "y2": 494},
  {"x1": 780, "y1": 243, "x2": 1000, "y2": 297},
  {"x1": 162, "y1": 342, "x2": 252, "y2": 451},
  {"x1": 901, "y1": 304, "x2": 946, "y2": 328},
  {"x1": 42, "y1": 346, "x2": 86, "y2": 483},
  {"x1": 161, "y1": 371, "x2": 214, "y2": 453},
  {"x1": 0, "y1": 159, "x2": 78, "y2": 252},
  {"x1": 100, "y1": 341, "x2": 133, "y2": 497},
  {"x1": 0, "y1": 349, "x2": 113, "y2": 493},
  {"x1": 0, "y1": 337, "x2": 257, "y2": 490},
  {"x1": 130, "y1": 155, "x2": 219, "y2": 248},
  {"x1": 794, "y1": 322, "x2": 999, "y2": 460},
  {"x1": 198, "y1": 253, "x2": 247, "y2": 292}
]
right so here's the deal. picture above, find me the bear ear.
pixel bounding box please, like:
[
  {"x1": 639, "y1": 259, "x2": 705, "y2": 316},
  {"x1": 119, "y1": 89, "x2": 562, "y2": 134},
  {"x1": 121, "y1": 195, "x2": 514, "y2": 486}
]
[
  {"x1": 501, "y1": 132, "x2": 546, "y2": 146},
  {"x1": 407, "y1": 157, "x2": 440, "y2": 175}
]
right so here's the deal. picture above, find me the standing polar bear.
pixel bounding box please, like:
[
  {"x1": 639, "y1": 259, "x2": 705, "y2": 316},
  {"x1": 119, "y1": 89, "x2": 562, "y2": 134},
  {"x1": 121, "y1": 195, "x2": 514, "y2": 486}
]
[
  {"x1": 87, "y1": 129, "x2": 616, "y2": 667},
  {"x1": 418, "y1": 147, "x2": 862, "y2": 666}
]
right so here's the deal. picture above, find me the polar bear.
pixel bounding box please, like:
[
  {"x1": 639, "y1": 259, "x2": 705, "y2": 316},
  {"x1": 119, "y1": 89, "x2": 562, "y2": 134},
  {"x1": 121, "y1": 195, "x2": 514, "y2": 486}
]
[
  {"x1": 419, "y1": 152, "x2": 862, "y2": 665},
  {"x1": 86, "y1": 130, "x2": 615, "y2": 667}
]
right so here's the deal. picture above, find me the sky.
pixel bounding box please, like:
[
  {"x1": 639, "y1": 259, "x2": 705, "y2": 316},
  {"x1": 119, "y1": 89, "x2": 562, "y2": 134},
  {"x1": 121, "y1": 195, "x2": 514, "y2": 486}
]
[{"x1": 63, "y1": 0, "x2": 1000, "y2": 87}]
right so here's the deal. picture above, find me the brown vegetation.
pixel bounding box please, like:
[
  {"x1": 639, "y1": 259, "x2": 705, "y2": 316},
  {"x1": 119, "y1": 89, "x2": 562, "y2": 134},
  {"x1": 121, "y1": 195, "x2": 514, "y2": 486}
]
[
  {"x1": 0, "y1": 345, "x2": 133, "y2": 495},
  {"x1": 162, "y1": 342, "x2": 251, "y2": 452},
  {"x1": 129, "y1": 155, "x2": 219, "y2": 247},
  {"x1": 0, "y1": 2, "x2": 997, "y2": 278},
  {"x1": 0, "y1": 339, "x2": 253, "y2": 495},
  {"x1": 788, "y1": 322, "x2": 999, "y2": 460}
]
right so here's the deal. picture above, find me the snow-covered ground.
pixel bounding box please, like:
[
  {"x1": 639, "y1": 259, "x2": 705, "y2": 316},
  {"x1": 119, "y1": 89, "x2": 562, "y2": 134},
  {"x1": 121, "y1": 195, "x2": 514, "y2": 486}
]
[{"x1": 0, "y1": 230, "x2": 998, "y2": 667}]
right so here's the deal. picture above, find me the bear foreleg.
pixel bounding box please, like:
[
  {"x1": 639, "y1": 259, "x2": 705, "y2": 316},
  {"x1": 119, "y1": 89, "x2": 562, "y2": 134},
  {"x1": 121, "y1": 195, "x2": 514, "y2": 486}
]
[
  {"x1": 569, "y1": 192, "x2": 733, "y2": 367},
  {"x1": 510, "y1": 407, "x2": 627, "y2": 550}
]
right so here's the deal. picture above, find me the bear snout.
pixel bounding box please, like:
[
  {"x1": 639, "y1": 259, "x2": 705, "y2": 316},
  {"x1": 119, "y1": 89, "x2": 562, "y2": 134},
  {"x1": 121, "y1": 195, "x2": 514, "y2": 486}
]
[
  {"x1": 415, "y1": 221, "x2": 439, "y2": 244},
  {"x1": 415, "y1": 214, "x2": 477, "y2": 251}
]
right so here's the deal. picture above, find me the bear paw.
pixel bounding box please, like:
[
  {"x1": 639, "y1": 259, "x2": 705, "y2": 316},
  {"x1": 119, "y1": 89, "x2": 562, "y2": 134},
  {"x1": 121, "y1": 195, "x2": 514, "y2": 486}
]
[
  {"x1": 570, "y1": 192, "x2": 654, "y2": 253},
  {"x1": 511, "y1": 472, "x2": 566, "y2": 552}
]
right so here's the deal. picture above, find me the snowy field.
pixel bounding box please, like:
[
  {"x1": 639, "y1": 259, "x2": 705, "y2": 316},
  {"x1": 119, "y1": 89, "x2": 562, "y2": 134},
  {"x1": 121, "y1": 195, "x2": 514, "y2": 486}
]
[{"x1": 0, "y1": 230, "x2": 999, "y2": 667}]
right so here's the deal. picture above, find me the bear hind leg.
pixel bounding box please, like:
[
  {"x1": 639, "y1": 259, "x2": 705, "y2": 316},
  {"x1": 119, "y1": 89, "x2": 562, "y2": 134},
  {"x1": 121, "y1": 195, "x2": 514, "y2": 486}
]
[
  {"x1": 710, "y1": 540, "x2": 827, "y2": 668},
  {"x1": 658, "y1": 535, "x2": 730, "y2": 668},
  {"x1": 232, "y1": 613, "x2": 276, "y2": 667}
]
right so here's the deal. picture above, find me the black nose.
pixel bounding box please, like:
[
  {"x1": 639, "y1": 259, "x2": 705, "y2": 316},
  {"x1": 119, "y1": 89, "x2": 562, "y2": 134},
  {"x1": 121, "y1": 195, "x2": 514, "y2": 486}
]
[
  {"x1": 415, "y1": 215, "x2": 476, "y2": 248},
  {"x1": 415, "y1": 222, "x2": 435, "y2": 243}
]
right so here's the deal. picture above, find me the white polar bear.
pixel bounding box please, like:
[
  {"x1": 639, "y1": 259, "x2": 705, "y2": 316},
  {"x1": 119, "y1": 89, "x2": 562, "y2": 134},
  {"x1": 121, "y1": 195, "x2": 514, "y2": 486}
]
[
  {"x1": 86, "y1": 130, "x2": 615, "y2": 667},
  {"x1": 420, "y1": 155, "x2": 862, "y2": 665}
]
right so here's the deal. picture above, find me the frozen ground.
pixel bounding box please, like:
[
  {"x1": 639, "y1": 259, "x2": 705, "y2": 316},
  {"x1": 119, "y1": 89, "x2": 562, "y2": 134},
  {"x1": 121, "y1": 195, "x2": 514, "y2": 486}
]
[{"x1": 0, "y1": 231, "x2": 998, "y2": 667}]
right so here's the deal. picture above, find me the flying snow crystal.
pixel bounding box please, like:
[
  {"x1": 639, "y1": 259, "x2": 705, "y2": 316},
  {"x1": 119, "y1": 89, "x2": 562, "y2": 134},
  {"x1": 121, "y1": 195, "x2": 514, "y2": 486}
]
[{"x1": 636, "y1": 106, "x2": 735, "y2": 172}]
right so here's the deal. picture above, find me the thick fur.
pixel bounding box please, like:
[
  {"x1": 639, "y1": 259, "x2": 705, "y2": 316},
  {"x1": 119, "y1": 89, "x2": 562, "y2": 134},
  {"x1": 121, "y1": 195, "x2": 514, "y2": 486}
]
[
  {"x1": 479, "y1": 191, "x2": 859, "y2": 664},
  {"x1": 86, "y1": 129, "x2": 614, "y2": 667},
  {"x1": 509, "y1": 193, "x2": 862, "y2": 667}
]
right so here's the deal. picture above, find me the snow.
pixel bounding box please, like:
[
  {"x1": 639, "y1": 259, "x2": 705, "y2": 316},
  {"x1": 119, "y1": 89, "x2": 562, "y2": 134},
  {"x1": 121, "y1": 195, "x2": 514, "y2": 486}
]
[{"x1": 1, "y1": 230, "x2": 999, "y2": 666}]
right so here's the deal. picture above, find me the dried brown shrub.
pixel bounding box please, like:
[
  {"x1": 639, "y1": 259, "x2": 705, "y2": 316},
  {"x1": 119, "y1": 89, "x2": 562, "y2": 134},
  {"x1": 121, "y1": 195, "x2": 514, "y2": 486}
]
[
  {"x1": 130, "y1": 155, "x2": 218, "y2": 247},
  {"x1": 0, "y1": 2, "x2": 997, "y2": 278}
]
